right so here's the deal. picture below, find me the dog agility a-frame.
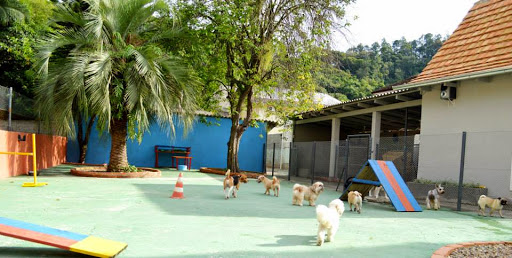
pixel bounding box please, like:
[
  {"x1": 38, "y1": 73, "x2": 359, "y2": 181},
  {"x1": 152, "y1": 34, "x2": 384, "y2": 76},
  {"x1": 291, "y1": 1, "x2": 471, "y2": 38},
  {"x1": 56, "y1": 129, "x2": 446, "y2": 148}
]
[
  {"x1": 340, "y1": 160, "x2": 422, "y2": 212},
  {"x1": 0, "y1": 217, "x2": 127, "y2": 257}
]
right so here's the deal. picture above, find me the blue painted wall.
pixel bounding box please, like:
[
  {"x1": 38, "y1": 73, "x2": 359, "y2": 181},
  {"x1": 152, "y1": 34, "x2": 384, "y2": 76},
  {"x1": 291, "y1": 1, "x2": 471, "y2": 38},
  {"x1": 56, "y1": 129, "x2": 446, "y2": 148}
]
[{"x1": 67, "y1": 116, "x2": 267, "y2": 172}]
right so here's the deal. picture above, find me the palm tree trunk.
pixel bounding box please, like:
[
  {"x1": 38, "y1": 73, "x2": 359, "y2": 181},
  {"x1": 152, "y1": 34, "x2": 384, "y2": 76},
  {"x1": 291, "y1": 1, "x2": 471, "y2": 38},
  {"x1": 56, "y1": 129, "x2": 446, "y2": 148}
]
[{"x1": 107, "y1": 113, "x2": 129, "y2": 171}]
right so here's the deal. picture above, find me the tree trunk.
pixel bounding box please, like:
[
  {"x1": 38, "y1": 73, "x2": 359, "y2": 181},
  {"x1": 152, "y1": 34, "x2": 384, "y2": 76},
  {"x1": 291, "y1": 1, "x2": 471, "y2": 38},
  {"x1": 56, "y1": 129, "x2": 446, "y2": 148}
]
[
  {"x1": 78, "y1": 115, "x2": 95, "y2": 163},
  {"x1": 226, "y1": 87, "x2": 253, "y2": 172},
  {"x1": 107, "y1": 113, "x2": 129, "y2": 171},
  {"x1": 227, "y1": 123, "x2": 239, "y2": 172},
  {"x1": 77, "y1": 115, "x2": 84, "y2": 163}
]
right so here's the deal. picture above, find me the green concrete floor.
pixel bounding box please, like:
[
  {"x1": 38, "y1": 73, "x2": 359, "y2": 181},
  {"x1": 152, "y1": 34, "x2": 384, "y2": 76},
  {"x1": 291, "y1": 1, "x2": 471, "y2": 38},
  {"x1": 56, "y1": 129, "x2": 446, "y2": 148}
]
[{"x1": 1, "y1": 165, "x2": 511, "y2": 258}]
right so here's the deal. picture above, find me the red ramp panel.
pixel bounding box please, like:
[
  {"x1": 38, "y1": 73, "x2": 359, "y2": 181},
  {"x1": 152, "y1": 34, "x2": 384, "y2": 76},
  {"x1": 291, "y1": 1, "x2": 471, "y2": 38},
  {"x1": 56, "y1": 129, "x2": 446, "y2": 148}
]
[
  {"x1": 0, "y1": 217, "x2": 127, "y2": 257},
  {"x1": 340, "y1": 160, "x2": 421, "y2": 212},
  {"x1": 369, "y1": 160, "x2": 422, "y2": 212}
]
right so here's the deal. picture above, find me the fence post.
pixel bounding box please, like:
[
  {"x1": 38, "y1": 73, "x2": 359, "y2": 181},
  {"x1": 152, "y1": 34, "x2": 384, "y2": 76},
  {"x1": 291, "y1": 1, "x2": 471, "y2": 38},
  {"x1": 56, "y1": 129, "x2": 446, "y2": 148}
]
[
  {"x1": 272, "y1": 143, "x2": 276, "y2": 177},
  {"x1": 344, "y1": 139, "x2": 350, "y2": 184},
  {"x1": 288, "y1": 142, "x2": 292, "y2": 181},
  {"x1": 403, "y1": 108, "x2": 409, "y2": 177},
  {"x1": 8, "y1": 87, "x2": 13, "y2": 131},
  {"x1": 457, "y1": 131, "x2": 467, "y2": 211},
  {"x1": 310, "y1": 142, "x2": 316, "y2": 185}
]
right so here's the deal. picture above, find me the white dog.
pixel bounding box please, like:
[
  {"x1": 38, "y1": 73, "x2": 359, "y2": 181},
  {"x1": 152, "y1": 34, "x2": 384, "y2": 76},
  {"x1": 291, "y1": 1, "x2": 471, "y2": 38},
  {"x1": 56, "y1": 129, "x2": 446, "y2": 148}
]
[
  {"x1": 426, "y1": 184, "x2": 445, "y2": 210},
  {"x1": 292, "y1": 182, "x2": 324, "y2": 206},
  {"x1": 316, "y1": 199, "x2": 345, "y2": 246},
  {"x1": 368, "y1": 185, "x2": 389, "y2": 200}
]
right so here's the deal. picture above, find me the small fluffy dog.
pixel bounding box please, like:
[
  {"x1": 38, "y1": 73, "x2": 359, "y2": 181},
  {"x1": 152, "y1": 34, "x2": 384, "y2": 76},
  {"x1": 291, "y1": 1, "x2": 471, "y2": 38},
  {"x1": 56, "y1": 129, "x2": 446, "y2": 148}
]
[
  {"x1": 292, "y1": 182, "x2": 324, "y2": 206},
  {"x1": 478, "y1": 195, "x2": 508, "y2": 218},
  {"x1": 257, "y1": 175, "x2": 280, "y2": 197},
  {"x1": 426, "y1": 184, "x2": 445, "y2": 210},
  {"x1": 223, "y1": 170, "x2": 248, "y2": 199},
  {"x1": 347, "y1": 191, "x2": 363, "y2": 213},
  {"x1": 368, "y1": 185, "x2": 389, "y2": 200},
  {"x1": 316, "y1": 199, "x2": 345, "y2": 246}
]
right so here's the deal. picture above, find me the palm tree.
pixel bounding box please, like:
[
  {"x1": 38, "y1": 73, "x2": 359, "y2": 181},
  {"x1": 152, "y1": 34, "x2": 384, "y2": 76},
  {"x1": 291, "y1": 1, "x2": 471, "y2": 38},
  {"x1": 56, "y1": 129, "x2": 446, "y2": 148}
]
[
  {"x1": 0, "y1": 0, "x2": 27, "y2": 26},
  {"x1": 35, "y1": 0, "x2": 197, "y2": 171}
]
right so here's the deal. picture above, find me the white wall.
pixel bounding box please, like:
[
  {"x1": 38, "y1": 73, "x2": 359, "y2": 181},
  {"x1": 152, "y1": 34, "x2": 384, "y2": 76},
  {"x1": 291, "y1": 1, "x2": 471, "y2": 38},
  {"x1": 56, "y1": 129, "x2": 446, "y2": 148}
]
[{"x1": 418, "y1": 74, "x2": 512, "y2": 197}]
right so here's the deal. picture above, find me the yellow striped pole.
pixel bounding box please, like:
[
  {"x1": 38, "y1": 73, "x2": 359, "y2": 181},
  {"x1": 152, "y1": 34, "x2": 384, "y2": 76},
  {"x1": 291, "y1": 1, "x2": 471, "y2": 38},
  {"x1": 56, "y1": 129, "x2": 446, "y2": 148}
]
[
  {"x1": 22, "y1": 134, "x2": 47, "y2": 187},
  {"x1": 0, "y1": 133, "x2": 47, "y2": 187}
]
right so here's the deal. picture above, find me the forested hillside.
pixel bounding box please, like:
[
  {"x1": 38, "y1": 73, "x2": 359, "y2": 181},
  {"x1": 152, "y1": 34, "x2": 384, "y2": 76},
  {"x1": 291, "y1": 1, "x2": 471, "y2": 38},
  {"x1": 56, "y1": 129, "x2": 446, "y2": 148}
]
[{"x1": 316, "y1": 33, "x2": 445, "y2": 101}]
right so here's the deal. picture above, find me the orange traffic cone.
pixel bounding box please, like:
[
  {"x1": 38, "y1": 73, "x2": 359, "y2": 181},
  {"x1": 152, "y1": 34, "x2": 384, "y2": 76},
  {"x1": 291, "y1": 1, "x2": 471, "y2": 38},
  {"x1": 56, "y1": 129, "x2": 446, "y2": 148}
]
[{"x1": 171, "y1": 172, "x2": 184, "y2": 199}]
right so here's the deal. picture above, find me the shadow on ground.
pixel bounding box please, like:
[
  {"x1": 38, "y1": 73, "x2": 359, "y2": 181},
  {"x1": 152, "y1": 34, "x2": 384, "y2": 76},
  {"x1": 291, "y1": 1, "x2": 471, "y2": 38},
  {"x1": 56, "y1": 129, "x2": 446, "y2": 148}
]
[
  {"x1": 132, "y1": 182, "x2": 319, "y2": 219},
  {"x1": 0, "y1": 247, "x2": 89, "y2": 257},
  {"x1": 128, "y1": 241, "x2": 447, "y2": 258}
]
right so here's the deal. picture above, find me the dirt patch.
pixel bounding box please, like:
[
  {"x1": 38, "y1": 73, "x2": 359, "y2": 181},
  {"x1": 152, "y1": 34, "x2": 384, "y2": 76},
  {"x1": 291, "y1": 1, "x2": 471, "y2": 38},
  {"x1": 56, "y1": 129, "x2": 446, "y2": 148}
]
[
  {"x1": 199, "y1": 167, "x2": 262, "y2": 179},
  {"x1": 71, "y1": 166, "x2": 161, "y2": 178}
]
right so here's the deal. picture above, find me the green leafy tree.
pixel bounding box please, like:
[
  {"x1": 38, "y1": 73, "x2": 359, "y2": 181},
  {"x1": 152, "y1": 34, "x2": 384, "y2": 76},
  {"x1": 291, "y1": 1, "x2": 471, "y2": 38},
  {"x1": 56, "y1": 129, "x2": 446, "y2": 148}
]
[
  {"x1": 35, "y1": 0, "x2": 198, "y2": 171},
  {"x1": 0, "y1": 0, "x2": 53, "y2": 96},
  {"x1": 316, "y1": 34, "x2": 446, "y2": 100},
  {"x1": 178, "y1": 0, "x2": 353, "y2": 172}
]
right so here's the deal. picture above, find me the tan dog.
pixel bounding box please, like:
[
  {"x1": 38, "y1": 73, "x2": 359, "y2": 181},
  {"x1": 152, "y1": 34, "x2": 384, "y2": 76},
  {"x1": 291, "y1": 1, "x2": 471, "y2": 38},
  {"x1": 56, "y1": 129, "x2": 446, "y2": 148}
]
[
  {"x1": 478, "y1": 195, "x2": 508, "y2": 218},
  {"x1": 348, "y1": 191, "x2": 363, "y2": 213},
  {"x1": 257, "y1": 175, "x2": 280, "y2": 197},
  {"x1": 292, "y1": 182, "x2": 324, "y2": 206},
  {"x1": 223, "y1": 170, "x2": 248, "y2": 199}
]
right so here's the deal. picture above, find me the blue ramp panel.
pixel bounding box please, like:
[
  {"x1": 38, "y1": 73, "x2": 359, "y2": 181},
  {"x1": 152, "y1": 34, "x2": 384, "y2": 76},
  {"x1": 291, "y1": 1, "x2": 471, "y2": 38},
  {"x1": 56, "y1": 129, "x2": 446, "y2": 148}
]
[
  {"x1": 340, "y1": 160, "x2": 421, "y2": 212},
  {"x1": 0, "y1": 217, "x2": 128, "y2": 257}
]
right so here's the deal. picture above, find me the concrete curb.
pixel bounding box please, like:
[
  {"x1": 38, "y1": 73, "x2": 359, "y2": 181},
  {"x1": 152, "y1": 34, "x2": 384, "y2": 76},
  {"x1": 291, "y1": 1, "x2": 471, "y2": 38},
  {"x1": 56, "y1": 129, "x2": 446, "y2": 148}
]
[
  {"x1": 70, "y1": 166, "x2": 161, "y2": 178},
  {"x1": 431, "y1": 241, "x2": 512, "y2": 257}
]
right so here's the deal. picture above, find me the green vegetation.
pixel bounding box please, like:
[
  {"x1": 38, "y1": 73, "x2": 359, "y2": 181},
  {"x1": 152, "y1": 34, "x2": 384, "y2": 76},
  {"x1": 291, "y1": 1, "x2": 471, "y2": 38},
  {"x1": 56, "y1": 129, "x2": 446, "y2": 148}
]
[
  {"x1": 1, "y1": 0, "x2": 445, "y2": 172},
  {"x1": 316, "y1": 34, "x2": 446, "y2": 100},
  {"x1": 0, "y1": 0, "x2": 53, "y2": 96},
  {"x1": 34, "y1": 0, "x2": 197, "y2": 171},
  {"x1": 177, "y1": 0, "x2": 354, "y2": 172},
  {"x1": 413, "y1": 178, "x2": 485, "y2": 189},
  {"x1": 119, "y1": 165, "x2": 141, "y2": 173}
]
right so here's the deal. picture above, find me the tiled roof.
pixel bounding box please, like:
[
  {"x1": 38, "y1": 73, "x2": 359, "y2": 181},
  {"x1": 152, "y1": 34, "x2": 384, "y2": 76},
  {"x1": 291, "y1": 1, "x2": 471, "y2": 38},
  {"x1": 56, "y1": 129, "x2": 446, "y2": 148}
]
[{"x1": 410, "y1": 0, "x2": 512, "y2": 84}]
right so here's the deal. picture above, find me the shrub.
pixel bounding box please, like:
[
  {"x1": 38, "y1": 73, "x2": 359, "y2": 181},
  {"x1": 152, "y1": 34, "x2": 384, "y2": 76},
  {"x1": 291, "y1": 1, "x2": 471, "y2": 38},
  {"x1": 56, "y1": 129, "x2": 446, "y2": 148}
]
[
  {"x1": 412, "y1": 178, "x2": 485, "y2": 188},
  {"x1": 119, "y1": 165, "x2": 141, "y2": 173}
]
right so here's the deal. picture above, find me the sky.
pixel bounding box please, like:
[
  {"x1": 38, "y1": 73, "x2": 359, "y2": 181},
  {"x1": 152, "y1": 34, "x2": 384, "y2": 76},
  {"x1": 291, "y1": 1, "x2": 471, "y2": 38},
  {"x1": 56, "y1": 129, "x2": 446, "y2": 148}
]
[{"x1": 333, "y1": 0, "x2": 478, "y2": 51}]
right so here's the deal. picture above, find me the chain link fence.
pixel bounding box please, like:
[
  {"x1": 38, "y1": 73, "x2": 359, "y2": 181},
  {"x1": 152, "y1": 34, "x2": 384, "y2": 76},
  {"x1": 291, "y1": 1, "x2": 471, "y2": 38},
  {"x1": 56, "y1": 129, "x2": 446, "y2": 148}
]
[
  {"x1": 276, "y1": 130, "x2": 512, "y2": 211},
  {"x1": 400, "y1": 132, "x2": 511, "y2": 212},
  {"x1": 376, "y1": 135, "x2": 418, "y2": 183},
  {"x1": 0, "y1": 85, "x2": 51, "y2": 134}
]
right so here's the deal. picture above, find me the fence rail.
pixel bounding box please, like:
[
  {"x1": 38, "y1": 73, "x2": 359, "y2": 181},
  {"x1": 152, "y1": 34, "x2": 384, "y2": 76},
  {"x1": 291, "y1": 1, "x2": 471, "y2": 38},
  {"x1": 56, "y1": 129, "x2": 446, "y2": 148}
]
[
  {"x1": 0, "y1": 85, "x2": 51, "y2": 134},
  {"x1": 267, "y1": 131, "x2": 512, "y2": 211}
]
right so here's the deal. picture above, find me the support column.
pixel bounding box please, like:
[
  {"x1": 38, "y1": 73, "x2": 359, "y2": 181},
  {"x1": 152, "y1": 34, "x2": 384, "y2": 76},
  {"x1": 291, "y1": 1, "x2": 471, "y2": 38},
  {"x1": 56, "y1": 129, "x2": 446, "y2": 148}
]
[
  {"x1": 371, "y1": 111, "x2": 381, "y2": 159},
  {"x1": 329, "y1": 118, "x2": 341, "y2": 177}
]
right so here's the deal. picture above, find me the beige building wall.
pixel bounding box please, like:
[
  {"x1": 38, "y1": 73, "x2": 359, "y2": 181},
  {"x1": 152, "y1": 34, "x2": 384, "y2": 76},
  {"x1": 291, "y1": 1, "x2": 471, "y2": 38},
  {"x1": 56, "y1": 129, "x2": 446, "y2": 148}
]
[{"x1": 418, "y1": 74, "x2": 512, "y2": 197}]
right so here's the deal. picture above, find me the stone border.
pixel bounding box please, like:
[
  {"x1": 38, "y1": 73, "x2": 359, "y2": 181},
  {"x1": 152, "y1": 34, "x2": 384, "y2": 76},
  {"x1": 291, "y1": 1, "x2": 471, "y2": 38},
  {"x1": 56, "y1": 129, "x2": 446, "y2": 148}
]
[
  {"x1": 71, "y1": 166, "x2": 161, "y2": 178},
  {"x1": 199, "y1": 167, "x2": 262, "y2": 179},
  {"x1": 432, "y1": 241, "x2": 512, "y2": 257}
]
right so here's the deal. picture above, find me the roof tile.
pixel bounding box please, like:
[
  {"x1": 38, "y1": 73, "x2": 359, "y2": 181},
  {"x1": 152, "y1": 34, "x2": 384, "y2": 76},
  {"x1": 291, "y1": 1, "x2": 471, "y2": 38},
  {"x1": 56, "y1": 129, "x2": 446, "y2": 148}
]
[{"x1": 411, "y1": 0, "x2": 512, "y2": 83}]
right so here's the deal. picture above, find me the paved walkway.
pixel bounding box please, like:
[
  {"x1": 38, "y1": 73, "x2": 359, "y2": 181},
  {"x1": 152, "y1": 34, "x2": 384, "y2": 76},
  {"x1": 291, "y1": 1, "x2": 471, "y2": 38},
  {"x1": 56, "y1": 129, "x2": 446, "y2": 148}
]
[{"x1": 0, "y1": 165, "x2": 511, "y2": 257}]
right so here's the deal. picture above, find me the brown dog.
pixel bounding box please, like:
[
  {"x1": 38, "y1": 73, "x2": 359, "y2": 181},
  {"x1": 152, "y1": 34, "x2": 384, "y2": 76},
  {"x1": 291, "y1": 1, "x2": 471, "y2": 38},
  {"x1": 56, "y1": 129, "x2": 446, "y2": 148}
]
[
  {"x1": 478, "y1": 195, "x2": 507, "y2": 218},
  {"x1": 257, "y1": 175, "x2": 280, "y2": 197},
  {"x1": 292, "y1": 182, "x2": 324, "y2": 206},
  {"x1": 348, "y1": 191, "x2": 363, "y2": 213},
  {"x1": 223, "y1": 170, "x2": 248, "y2": 199}
]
